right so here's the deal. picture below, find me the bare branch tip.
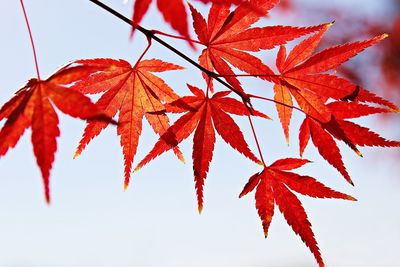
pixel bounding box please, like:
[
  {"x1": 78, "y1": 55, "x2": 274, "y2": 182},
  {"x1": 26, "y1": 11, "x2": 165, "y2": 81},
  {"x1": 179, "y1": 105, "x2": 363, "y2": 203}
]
[
  {"x1": 123, "y1": 183, "x2": 129, "y2": 192},
  {"x1": 349, "y1": 196, "x2": 358, "y2": 202}
]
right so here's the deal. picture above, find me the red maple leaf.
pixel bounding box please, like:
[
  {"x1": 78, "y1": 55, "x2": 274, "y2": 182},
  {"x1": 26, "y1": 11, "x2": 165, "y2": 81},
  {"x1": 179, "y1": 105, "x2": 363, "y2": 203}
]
[
  {"x1": 275, "y1": 24, "x2": 398, "y2": 120},
  {"x1": 132, "y1": 0, "x2": 191, "y2": 45},
  {"x1": 190, "y1": 0, "x2": 328, "y2": 93},
  {"x1": 270, "y1": 23, "x2": 399, "y2": 184},
  {"x1": 70, "y1": 58, "x2": 184, "y2": 189},
  {"x1": 131, "y1": 0, "x2": 255, "y2": 47},
  {"x1": 298, "y1": 102, "x2": 400, "y2": 184},
  {"x1": 239, "y1": 158, "x2": 356, "y2": 267},
  {"x1": 0, "y1": 67, "x2": 108, "y2": 203},
  {"x1": 135, "y1": 85, "x2": 270, "y2": 212}
]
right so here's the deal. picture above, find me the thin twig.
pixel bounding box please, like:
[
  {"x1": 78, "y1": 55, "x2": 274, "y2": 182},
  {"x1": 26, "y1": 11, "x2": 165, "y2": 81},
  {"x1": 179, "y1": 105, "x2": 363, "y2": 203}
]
[
  {"x1": 247, "y1": 115, "x2": 265, "y2": 165},
  {"x1": 134, "y1": 36, "x2": 152, "y2": 69},
  {"x1": 151, "y1": 30, "x2": 203, "y2": 45}
]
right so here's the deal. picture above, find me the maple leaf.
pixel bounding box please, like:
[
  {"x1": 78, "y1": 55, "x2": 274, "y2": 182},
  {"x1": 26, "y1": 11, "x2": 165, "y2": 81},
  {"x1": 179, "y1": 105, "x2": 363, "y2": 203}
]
[
  {"x1": 135, "y1": 85, "x2": 270, "y2": 212},
  {"x1": 298, "y1": 102, "x2": 400, "y2": 184},
  {"x1": 0, "y1": 68, "x2": 109, "y2": 203},
  {"x1": 131, "y1": 0, "x2": 254, "y2": 47},
  {"x1": 132, "y1": 0, "x2": 191, "y2": 46},
  {"x1": 239, "y1": 158, "x2": 356, "y2": 267},
  {"x1": 190, "y1": 0, "x2": 329, "y2": 94},
  {"x1": 70, "y1": 58, "x2": 184, "y2": 189},
  {"x1": 274, "y1": 23, "x2": 398, "y2": 141},
  {"x1": 274, "y1": 24, "x2": 398, "y2": 128},
  {"x1": 270, "y1": 23, "x2": 400, "y2": 183}
]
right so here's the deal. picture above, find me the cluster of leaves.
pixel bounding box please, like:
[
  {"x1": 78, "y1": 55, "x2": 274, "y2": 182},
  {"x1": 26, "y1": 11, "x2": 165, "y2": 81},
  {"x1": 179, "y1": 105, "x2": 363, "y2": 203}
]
[
  {"x1": 278, "y1": 0, "x2": 400, "y2": 101},
  {"x1": 1, "y1": 0, "x2": 399, "y2": 266}
]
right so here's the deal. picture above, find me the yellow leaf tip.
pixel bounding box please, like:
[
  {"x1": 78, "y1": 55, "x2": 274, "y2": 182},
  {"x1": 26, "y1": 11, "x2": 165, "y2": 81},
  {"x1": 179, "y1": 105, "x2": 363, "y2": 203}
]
[
  {"x1": 285, "y1": 137, "x2": 290, "y2": 146},
  {"x1": 73, "y1": 151, "x2": 80, "y2": 159},
  {"x1": 326, "y1": 21, "x2": 335, "y2": 27},
  {"x1": 133, "y1": 166, "x2": 141, "y2": 173},
  {"x1": 349, "y1": 196, "x2": 358, "y2": 201},
  {"x1": 380, "y1": 33, "x2": 389, "y2": 40},
  {"x1": 264, "y1": 231, "x2": 269, "y2": 238},
  {"x1": 264, "y1": 115, "x2": 273, "y2": 120}
]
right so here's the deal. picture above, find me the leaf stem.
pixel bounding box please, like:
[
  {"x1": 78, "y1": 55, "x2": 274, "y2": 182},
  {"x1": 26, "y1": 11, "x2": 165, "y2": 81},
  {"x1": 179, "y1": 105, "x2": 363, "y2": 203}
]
[
  {"x1": 20, "y1": 0, "x2": 41, "y2": 79},
  {"x1": 247, "y1": 115, "x2": 265, "y2": 166},
  {"x1": 134, "y1": 36, "x2": 152, "y2": 68}
]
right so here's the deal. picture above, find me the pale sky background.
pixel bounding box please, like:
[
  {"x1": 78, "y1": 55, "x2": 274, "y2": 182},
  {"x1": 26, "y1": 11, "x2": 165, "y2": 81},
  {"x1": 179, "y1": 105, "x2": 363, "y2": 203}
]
[{"x1": 0, "y1": 1, "x2": 399, "y2": 267}]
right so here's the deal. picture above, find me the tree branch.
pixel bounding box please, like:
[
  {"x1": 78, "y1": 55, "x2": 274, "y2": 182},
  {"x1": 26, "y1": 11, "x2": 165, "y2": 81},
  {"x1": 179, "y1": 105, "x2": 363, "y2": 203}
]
[{"x1": 88, "y1": 0, "x2": 249, "y2": 104}]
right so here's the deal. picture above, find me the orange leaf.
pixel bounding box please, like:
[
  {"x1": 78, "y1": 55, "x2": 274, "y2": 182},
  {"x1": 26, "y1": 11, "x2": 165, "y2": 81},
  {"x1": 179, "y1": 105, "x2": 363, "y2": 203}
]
[
  {"x1": 272, "y1": 26, "x2": 399, "y2": 186},
  {"x1": 273, "y1": 83, "x2": 293, "y2": 144},
  {"x1": 70, "y1": 58, "x2": 184, "y2": 189}
]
